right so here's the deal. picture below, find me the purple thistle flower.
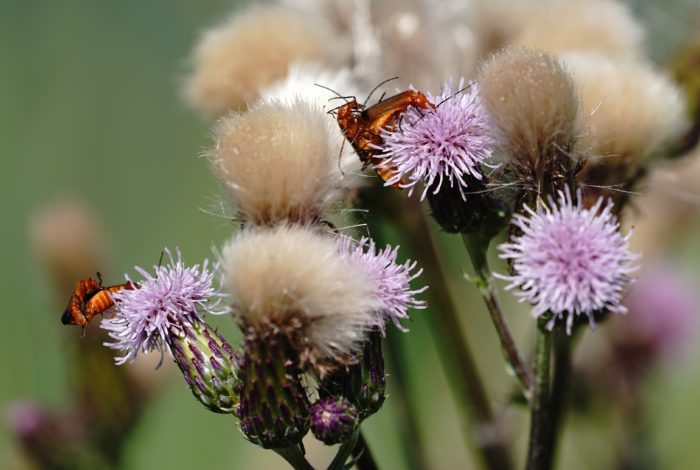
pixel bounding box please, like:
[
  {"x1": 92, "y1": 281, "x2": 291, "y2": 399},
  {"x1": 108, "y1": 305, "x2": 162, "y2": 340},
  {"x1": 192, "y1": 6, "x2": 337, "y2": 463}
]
[
  {"x1": 339, "y1": 237, "x2": 427, "y2": 333},
  {"x1": 618, "y1": 261, "x2": 699, "y2": 359},
  {"x1": 101, "y1": 248, "x2": 228, "y2": 364},
  {"x1": 496, "y1": 188, "x2": 638, "y2": 334},
  {"x1": 310, "y1": 396, "x2": 359, "y2": 445},
  {"x1": 375, "y1": 79, "x2": 493, "y2": 200}
]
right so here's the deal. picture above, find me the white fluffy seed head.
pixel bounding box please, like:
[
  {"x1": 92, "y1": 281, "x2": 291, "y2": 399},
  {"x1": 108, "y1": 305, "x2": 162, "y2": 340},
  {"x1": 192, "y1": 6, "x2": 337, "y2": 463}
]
[
  {"x1": 478, "y1": 48, "x2": 581, "y2": 194},
  {"x1": 563, "y1": 52, "x2": 688, "y2": 179},
  {"x1": 259, "y1": 63, "x2": 360, "y2": 111},
  {"x1": 209, "y1": 99, "x2": 349, "y2": 225},
  {"x1": 29, "y1": 197, "x2": 107, "y2": 291},
  {"x1": 258, "y1": 63, "x2": 364, "y2": 184},
  {"x1": 183, "y1": 5, "x2": 344, "y2": 116},
  {"x1": 509, "y1": 0, "x2": 644, "y2": 57},
  {"x1": 222, "y1": 225, "x2": 380, "y2": 367}
]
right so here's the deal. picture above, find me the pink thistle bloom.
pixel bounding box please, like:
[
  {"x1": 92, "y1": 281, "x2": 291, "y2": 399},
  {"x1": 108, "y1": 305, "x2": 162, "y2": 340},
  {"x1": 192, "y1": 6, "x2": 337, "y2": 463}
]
[
  {"x1": 497, "y1": 188, "x2": 639, "y2": 333},
  {"x1": 101, "y1": 248, "x2": 228, "y2": 364},
  {"x1": 339, "y1": 237, "x2": 427, "y2": 333},
  {"x1": 376, "y1": 79, "x2": 493, "y2": 200},
  {"x1": 619, "y1": 261, "x2": 699, "y2": 359}
]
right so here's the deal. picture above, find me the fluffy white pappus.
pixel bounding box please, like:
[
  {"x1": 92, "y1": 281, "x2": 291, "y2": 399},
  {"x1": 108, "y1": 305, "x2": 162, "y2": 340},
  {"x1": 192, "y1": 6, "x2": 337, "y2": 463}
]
[
  {"x1": 259, "y1": 63, "x2": 360, "y2": 111},
  {"x1": 509, "y1": 0, "x2": 644, "y2": 57},
  {"x1": 563, "y1": 52, "x2": 688, "y2": 170},
  {"x1": 183, "y1": 5, "x2": 344, "y2": 117},
  {"x1": 258, "y1": 63, "x2": 364, "y2": 185},
  {"x1": 29, "y1": 197, "x2": 106, "y2": 288},
  {"x1": 221, "y1": 225, "x2": 381, "y2": 364},
  {"x1": 209, "y1": 100, "x2": 349, "y2": 225},
  {"x1": 478, "y1": 48, "x2": 581, "y2": 191}
]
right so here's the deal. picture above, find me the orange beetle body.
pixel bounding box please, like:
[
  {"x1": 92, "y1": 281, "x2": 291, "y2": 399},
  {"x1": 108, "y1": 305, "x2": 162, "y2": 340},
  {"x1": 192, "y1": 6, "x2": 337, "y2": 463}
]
[
  {"x1": 336, "y1": 90, "x2": 434, "y2": 187},
  {"x1": 61, "y1": 276, "x2": 137, "y2": 328}
]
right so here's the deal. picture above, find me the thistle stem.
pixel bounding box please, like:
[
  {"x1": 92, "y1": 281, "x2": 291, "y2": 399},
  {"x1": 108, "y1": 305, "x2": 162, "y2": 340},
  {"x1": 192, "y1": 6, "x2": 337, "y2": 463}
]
[
  {"x1": 543, "y1": 331, "x2": 573, "y2": 469},
  {"x1": 274, "y1": 444, "x2": 316, "y2": 470},
  {"x1": 359, "y1": 189, "x2": 513, "y2": 470},
  {"x1": 462, "y1": 233, "x2": 533, "y2": 398},
  {"x1": 526, "y1": 320, "x2": 553, "y2": 470},
  {"x1": 352, "y1": 431, "x2": 379, "y2": 470},
  {"x1": 327, "y1": 431, "x2": 359, "y2": 470},
  {"x1": 383, "y1": 330, "x2": 431, "y2": 469},
  {"x1": 405, "y1": 198, "x2": 512, "y2": 470}
]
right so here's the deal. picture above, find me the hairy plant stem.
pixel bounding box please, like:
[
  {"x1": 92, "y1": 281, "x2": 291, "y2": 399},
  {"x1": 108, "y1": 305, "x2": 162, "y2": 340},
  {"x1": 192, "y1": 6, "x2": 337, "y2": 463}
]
[
  {"x1": 352, "y1": 431, "x2": 379, "y2": 470},
  {"x1": 526, "y1": 320, "x2": 553, "y2": 470},
  {"x1": 462, "y1": 232, "x2": 533, "y2": 398},
  {"x1": 274, "y1": 444, "x2": 315, "y2": 470},
  {"x1": 360, "y1": 189, "x2": 512, "y2": 470}
]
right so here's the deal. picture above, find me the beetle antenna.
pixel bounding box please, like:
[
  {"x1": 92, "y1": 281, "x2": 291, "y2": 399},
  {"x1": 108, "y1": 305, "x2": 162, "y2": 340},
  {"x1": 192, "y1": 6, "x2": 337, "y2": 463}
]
[
  {"x1": 435, "y1": 81, "x2": 474, "y2": 108},
  {"x1": 96, "y1": 271, "x2": 103, "y2": 286},
  {"x1": 157, "y1": 249, "x2": 165, "y2": 268},
  {"x1": 327, "y1": 95, "x2": 358, "y2": 102},
  {"x1": 314, "y1": 83, "x2": 351, "y2": 103},
  {"x1": 363, "y1": 76, "x2": 399, "y2": 107}
]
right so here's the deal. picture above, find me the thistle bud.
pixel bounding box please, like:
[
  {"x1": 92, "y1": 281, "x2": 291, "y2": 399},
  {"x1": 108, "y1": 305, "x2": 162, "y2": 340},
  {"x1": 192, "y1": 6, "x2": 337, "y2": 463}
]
[
  {"x1": 7, "y1": 402, "x2": 107, "y2": 469},
  {"x1": 427, "y1": 177, "x2": 510, "y2": 237},
  {"x1": 321, "y1": 331, "x2": 386, "y2": 420},
  {"x1": 310, "y1": 396, "x2": 359, "y2": 445},
  {"x1": 237, "y1": 325, "x2": 310, "y2": 449},
  {"x1": 167, "y1": 319, "x2": 239, "y2": 413}
]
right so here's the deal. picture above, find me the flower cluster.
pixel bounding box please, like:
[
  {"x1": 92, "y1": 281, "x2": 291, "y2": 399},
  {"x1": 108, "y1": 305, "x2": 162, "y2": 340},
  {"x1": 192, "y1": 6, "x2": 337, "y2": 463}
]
[{"x1": 37, "y1": 1, "x2": 699, "y2": 469}]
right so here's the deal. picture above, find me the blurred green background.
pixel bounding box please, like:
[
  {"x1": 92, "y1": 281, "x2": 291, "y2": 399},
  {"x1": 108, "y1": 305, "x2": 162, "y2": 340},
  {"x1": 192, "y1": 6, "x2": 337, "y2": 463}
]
[{"x1": 1, "y1": 0, "x2": 699, "y2": 469}]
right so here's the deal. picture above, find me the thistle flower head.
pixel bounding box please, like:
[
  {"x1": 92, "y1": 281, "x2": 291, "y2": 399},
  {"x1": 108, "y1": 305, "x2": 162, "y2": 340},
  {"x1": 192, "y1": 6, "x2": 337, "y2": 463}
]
[
  {"x1": 183, "y1": 4, "x2": 343, "y2": 116},
  {"x1": 102, "y1": 248, "x2": 227, "y2": 364},
  {"x1": 29, "y1": 197, "x2": 106, "y2": 291},
  {"x1": 310, "y1": 396, "x2": 359, "y2": 445},
  {"x1": 222, "y1": 225, "x2": 426, "y2": 372},
  {"x1": 339, "y1": 236, "x2": 427, "y2": 333},
  {"x1": 616, "y1": 261, "x2": 698, "y2": 359},
  {"x1": 222, "y1": 225, "x2": 381, "y2": 370},
  {"x1": 479, "y1": 48, "x2": 581, "y2": 197},
  {"x1": 563, "y1": 52, "x2": 688, "y2": 190},
  {"x1": 510, "y1": 0, "x2": 644, "y2": 57},
  {"x1": 497, "y1": 188, "x2": 638, "y2": 333},
  {"x1": 6, "y1": 401, "x2": 82, "y2": 468},
  {"x1": 209, "y1": 100, "x2": 350, "y2": 226},
  {"x1": 376, "y1": 79, "x2": 492, "y2": 200},
  {"x1": 259, "y1": 63, "x2": 360, "y2": 112}
]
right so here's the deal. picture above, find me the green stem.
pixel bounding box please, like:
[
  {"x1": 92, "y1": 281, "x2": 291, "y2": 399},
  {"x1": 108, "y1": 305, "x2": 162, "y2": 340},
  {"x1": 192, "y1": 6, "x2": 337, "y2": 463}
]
[
  {"x1": 462, "y1": 233, "x2": 533, "y2": 398},
  {"x1": 327, "y1": 431, "x2": 359, "y2": 470},
  {"x1": 526, "y1": 320, "x2": 553, "y2": 470},
  {"x1": 274, "y1": 444, "x2": 316, "y2": 470},
  {"x1": 359, "y1": 189, "x2": 513, "y2": 470},
  {"x1": 543, "y1": 331, "x2": 573, "y2": 469},
  {"x1": 352, "y1": 431, "x2": 379, "y2": 470},
  {"x1": 383, "y1": 330, "x2": 431, "y2": 469},
  {"x1": 405, "y1": 199, "x2": 512, "y2": 470}
]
